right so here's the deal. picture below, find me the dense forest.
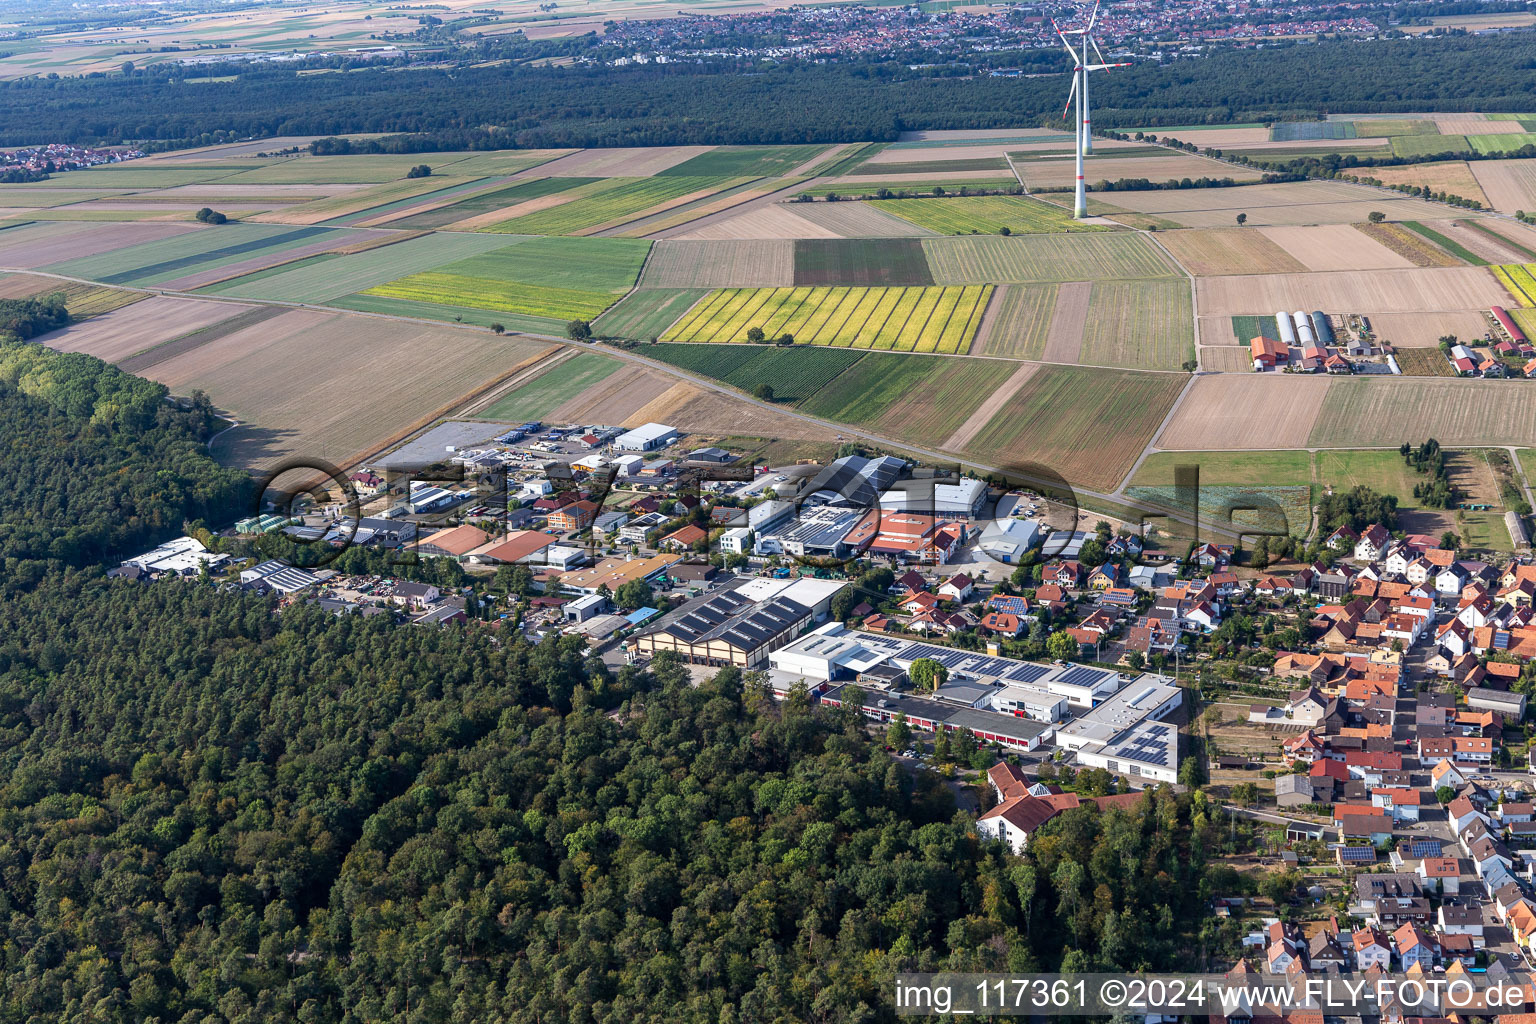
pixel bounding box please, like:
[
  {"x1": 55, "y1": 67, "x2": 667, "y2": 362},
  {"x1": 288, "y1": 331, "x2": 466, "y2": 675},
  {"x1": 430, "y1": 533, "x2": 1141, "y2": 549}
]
[
  {"x1": 0, "y1": 302, "x2": 1247, "y2": 1021},
  {"x1": 0, "y1": 575, "x2": 1233, "y2": 1022},
  {"x1": 0, "y1": 328, "x2": 248, "y2": 583},
  {"x1": 8, "y1": 32, "x2": 1536, "y2": 148}
]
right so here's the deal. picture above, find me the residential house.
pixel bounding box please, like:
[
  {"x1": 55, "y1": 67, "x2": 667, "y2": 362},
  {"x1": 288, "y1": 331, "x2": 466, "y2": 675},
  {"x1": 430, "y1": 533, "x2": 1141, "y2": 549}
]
[
  {"x1": 1352, "y1": 927, "x2": 1392, "y2": 971},
  {"x1": 1355, "y1": 524, "x2": 1391, "y2": 562},
  {"x1": 1392, "y1": 923, "x2": 1436, "y2": 971}
]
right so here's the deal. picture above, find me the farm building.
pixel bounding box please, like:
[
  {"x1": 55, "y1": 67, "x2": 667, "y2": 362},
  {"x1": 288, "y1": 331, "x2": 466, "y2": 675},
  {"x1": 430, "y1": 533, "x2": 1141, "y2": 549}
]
[
  {"x1": 1275, "y1": 311, "x2": 1297, "y2": 346},
  {"x1": 1494, "y1": 306, "x2": 1527, "y2": 345},
  {"x1": 614, "y1": 422, "x2": 680, "y2": 452},
  {"x1": 1310, "y1": 311, "x2": 1335, "y2": 346},
  {"x1": 1251, "y1": 336, "x2": 1289, "y2": 370}
]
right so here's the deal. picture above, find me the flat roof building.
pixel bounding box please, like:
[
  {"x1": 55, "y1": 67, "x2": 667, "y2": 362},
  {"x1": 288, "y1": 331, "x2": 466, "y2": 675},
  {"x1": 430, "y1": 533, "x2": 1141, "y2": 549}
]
[
  {"x1": 633, "y1": 586, "x2": 813, "y2": 668},
  {"x1": 1054, "y1": 678, "x2": 1183, "y2": 782},
  {"x1": 613, "y1": 422, "x2": 679, "y2": 452}
]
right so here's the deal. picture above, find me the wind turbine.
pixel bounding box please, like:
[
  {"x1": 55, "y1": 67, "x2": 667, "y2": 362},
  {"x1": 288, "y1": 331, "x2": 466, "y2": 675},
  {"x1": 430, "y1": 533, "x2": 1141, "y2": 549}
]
[{"x1": 1055, "y1": 5, "x2": 1130, "y2": 220}]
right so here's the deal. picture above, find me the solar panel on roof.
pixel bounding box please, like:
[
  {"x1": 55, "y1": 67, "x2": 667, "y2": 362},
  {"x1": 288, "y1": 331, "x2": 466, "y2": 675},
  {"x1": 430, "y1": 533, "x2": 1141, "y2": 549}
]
[
  {"x1": 1004, "y1": 663, "x2": 1052, "y2": 684},
  {"x1": 1337, "y1": 846, "x2": 1376, "y2": 862},
  {"x1": 1059, "y1": 665, "x2": 1111, "y2": 688}
]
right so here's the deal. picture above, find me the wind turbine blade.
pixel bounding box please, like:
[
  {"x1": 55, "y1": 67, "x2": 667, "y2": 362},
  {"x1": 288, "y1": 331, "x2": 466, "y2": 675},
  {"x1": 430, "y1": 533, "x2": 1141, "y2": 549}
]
[
  {"x1": 1062, "y1": 72, "x2": 1078, "y2": 121},
  {"x1": 1089, "y1": 33, "x2": 1108, "y2": 66},
  {"x1": 1088, "y1": 0, "x2": 1101, "y2": 31}
]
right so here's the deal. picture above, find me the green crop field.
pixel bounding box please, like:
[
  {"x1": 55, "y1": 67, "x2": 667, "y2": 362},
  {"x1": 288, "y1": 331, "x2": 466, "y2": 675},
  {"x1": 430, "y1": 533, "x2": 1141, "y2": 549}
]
[
  {"x1": 961, "y1": 365, "x2": 1190, "y2": 492},
  {"x1": 594, "y1": 289, "x2": 711, "y2": 340},
  {"x1": 802, "y1": 179, "x2": 1020, "y2": 199},
  {"x1": 328, "y1": 292, "x2": 564, "y2": 335},
  {"x1": 43, "y1": 223, "x2": 332, "y2": 286},
  {"x1": 1495, "y1": 264, "x2": 1536, "y2": 306},
  {"x1": 923, "y1": 233, "x2": 1179, "y2": 283},
  {"x1": 364, "y1": 274, "x2": 621, "y2": 320},
  {"x1": 974, "y1": 284, "x2": 1057, "y2": 358},
  {"x1": 361, "y1": 236, "x2": 650, "y2": 319},
  {"x1": 659, "y1": 145, "x2": 828, "y2": 177},
  {"x1": 1354, "y1": 119, "x2": 1437, "y2": 137},
  {"x1": 661, "y1": 284, "x2": 991, "y2": 353},
  {"x1": 1231, "y1": 314, "x2": 1279, "y2": 343},
  {"x1": 1308, "y1": 378, "x2": 1536, "y2": 447},
  {"x1": 1131, "y1": 450, "x2": 1312, "y2": 487},
  {"x1": 200, "y1": 232, "x2": 510, "y2": 301},
  {"x1": 1079, "y1": 279, "x2": 1194, "y2": 370},
  {"x1": 1402, "y1": 221, "x2": 1487, "y2": 265},
  {"x1": 1470, "y1": 133, "x2": 1536, "y2": 155},
  {"x1": 322, "y1": 177, "x2": 496, "y2": 226},
  {"x1": 384, "y1": 177, "x2": 599, "y2": 230},
  {"x1": 479, "y1": 352, "x2": 625, "y2": 420},
  {"x1": 876, "y1": 195, "x2": 1103, "y2": 235},
  {"x1": 796, "y1": 353, "x2": 974, "y2": 427},
  {"x1": 1391, "y1": 134, "x2": 1470, "y2": 158},
  {"x1": 792, "y1": 238, "x2": 934, "y2": 286},
  {"x1": 645, "y1": 343, "x2": 869, "y2": 404},
  {"x1": 485, "y1": 176, "x2": 732, "y2": 235},
  {"x1": 22, "y1": 165, "x2": 252, "y2": 189}
]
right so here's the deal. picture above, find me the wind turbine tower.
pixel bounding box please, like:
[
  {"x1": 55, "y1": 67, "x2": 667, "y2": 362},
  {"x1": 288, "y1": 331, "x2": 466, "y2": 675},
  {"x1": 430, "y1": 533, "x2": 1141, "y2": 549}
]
[{"x1": 1055, "y1": 4, "x2": 1129, "y2": 220}]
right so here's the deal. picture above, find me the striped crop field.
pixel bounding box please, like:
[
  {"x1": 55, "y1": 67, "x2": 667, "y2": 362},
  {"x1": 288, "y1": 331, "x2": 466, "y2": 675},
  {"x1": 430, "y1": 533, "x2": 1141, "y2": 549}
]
[
  {"x1": 660, "y1": 284, "x2": 992, "y2": 353},
  {"x1": 646, "y1": 343, "x2": 868, "y2": 403},
  {"x1": 363, "y1": 274, "x2": 619, "y2": 320},
  {"x1": 1495, "y1": 263, "x2": 1536, "y2": 306},
  {"x1": 923, "y1": 234, "x2": 1180, "y2": 283},
  {"x1": 485, "y1": 177, "x2": 735, "y2": 235},
  {"x1": 875, "y1": 195, "x2": 1105, "y2": 235}
]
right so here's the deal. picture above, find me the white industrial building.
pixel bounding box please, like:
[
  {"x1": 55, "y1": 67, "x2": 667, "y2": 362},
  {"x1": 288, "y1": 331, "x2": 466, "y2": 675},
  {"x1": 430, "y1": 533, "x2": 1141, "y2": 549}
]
[
  {"x1": 719, "y1": 527, "x2": 753, "y2": 555},
  {"x1": 879, "y1": 477, "x2": 988, "y2": 518},
  {"x1": 1054, "y1": 678, "x2": 1183, "y2": 782},
  {"x1": 121, "y1": 535, "x2": 229, "y2": 576},
  {"x1": 613, "y1": 422, "x2": 679, "y2": 452},
  {"x1": 978, "y1": 517, "x2": 1041, "y2": 564},
  {"x1": 989, "y1": 683, "x2": 1070, "y2": 724},
  {"x1": 768, "y1": 623, "x2": 892, "y2": 682},
  {"x1": 733, "y1": 576, "x2": 848, "y2": 621}
]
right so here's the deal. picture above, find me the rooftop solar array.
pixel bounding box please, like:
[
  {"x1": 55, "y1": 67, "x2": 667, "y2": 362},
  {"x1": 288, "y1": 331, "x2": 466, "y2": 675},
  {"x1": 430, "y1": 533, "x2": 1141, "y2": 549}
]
[
  {"x1": 1106, "y1": 721, "x2": 1175, "y2": 768},
  {"x1": 1002, "y1": 662, "x2": 1052, "y2": 685},
  {"x1": 1059, "y1": 665, "x2": 1116, "y2": 690},
  {"x1": 1402, "y1": 839, "x2": 1444, "y2": 858},
  {"x1": 1337, "y1": 845, "x2": 1377, "y2": 863},
  {"x1": 659, "y1": 591, "x2": 811, "y2": 651}
]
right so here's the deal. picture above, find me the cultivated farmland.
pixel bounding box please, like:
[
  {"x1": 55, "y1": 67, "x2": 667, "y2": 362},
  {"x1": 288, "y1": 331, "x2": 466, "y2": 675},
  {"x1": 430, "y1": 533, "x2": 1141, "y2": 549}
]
[
  {"x1": 36, "y1": 295, "x2": 246, "y2": 363},
  {"x1": 1469, "y1": 160, "x2": 1536, "y2": 214},
  {"x1": 202, "y1": 232, "x2": 510, "y2": 302},
  {"x1": 923, "y1": 233, "x2": 1179, "y2": 284},
  {"x1": 594, "y1": 289, "x2": 711, "y2": 341},
  {"x1": 1469, "y1": 133, "x2": 1536, "y2": 156},
  {"x1": 1155, "y1": 228, "x2": 1307, "y2": 277},
  {"x1": 876, "y1": 195, "x2": 1103, "y2": 235},
  {"x1": 660, "y1": 145, "x2": 830, "y2": 177},
  {"x1": 478, "y1": 351, "x2": 625, "y2": 421},
  {"x1": 1196, "y1": 266, "x2": 1510, "y2": 316},
  {"x1": 647, "y1": 343, "x2": 869, "y2": 404},
  {"x1": 776, "y1": 202, "x2": 941, "y2": 238},
  {"x1": 1079, "y1": 279, "x2": 1194, "y2": 370},
  {"x1": 361, "y1": 236, "x2": 650, "y2": 320},
  {"x1": 797, "y1": 353, "x2": 999, "y2": 435},
  {"x1": 971, "y1": 284, "x2": 1058, "y2": 358},
  {"x1": 141, "y1": 308, "x2": 557, "y2": 470},
  {"x1": 0, "y1": 274, "x2": 145, "y2": 317},
  {"x1": 1257, "y1": 224, "x2": 1415, "y2": 272},
  {"x1": 1354, "y1": 221, "x2": 1460, "y2": 268},
  {"x1": 44, "y1": 223, "x2": 337, "y2": 287},
  {"x1": 1366, "y1": 162, "x2": 1491, "y2": 207},
  {"x1": 661, "y1": 285, "x2": 992, "y2": 353},
  {"x1": 382, "y1": 177, "x2": 598, "y2": 230},
  {"x1": 961, "y1": 366, "x2": 1190, "y2": 491},
  {"x1": 0, "y1": 220, "x2": 200, "y2": 267},
  {"x1": 793, "y1": 238, "x2": 934, "y2": 286},
  {"x1": 1308, "y1": 377, "x2": 1536, "y2": 447},
  {"x1": 637, "y1": 240, "x2": 795, "y2": 288},
  {"x1": 254, "y1": 176, "x2": 481, "y2": 225},
  {"x1": 1158, "y1": 374, "x2": 1331, "y2": 450},
  {"x1": 487, "y1": 177, "x2": 734, "y2": 235}
]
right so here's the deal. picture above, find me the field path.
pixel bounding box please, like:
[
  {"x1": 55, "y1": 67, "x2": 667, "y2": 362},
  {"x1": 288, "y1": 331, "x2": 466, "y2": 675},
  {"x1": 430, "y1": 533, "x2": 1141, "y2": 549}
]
[
  {"x1": 1040, "y1": 281, "x2": 1090, "y2": 363},
  {"x1": 941, "y1": 362, "x2": 1039, "y2": 451}
]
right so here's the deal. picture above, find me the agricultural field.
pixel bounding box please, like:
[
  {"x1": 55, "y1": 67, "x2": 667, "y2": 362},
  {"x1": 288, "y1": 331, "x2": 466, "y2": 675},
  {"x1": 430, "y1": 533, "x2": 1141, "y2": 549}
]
[
  {"x1": 960, "y1": 366, "x2": 1190, "y2": 492},
  {"x1": 1124, "y1": 483, "x2": 1311, "y2": 539},
  {"x1": 1102, "y1": 180, "x2": 1449, "y2": 228},
  {"x1": 1018, "y1": 154, "x2": 1261, "y2": 190},
  {"x1": 34, "y1": 295, "x2": 247, "y2": 364},
  {"x1": 793, "y1": 238, "x2": 934, "y2": 286},
  {"x1": 201, "y1": 232, "x2": 510, "y2": 302},
  {"x1": 1391, "y1": 134, "x2": 1470, "y2": 158},
  {"x1": 1494, "y1": 264, "x2": 1536, "y2": 306},
  {"x1": 0, "y1": 220, "x2": 201, "y2": 267},
  {"x1": 970, "y1": 284, "x2": 1057, "y2": 358},
  {"x1": 830, "y1": 356, "x2": 1015, "y2": 448},
  {"x1": 637, "y1": 240, "x2": 795, "y2": 288},
  {"x1": 594, "y1": 289, "x2": 711, "y2": 341},
  {"x1": 1364, "y1": 162, "x2": 1490, "y2": 207},
  {"x1": 139, "y1": 307, "x2": 557, "y2": 471},
  {"x1": 1353, "y1": 119, "x2": 1437, "y2": 137},
  {"x1": 43, "y1": 223, "x2": 346, "y2": 287},
  {"x1": 1155, "y1": 228, "x2": 1307, "y2": 277},
  {"x1": 846, "y1": 158, "x2": 1011, "y2": 176},
  {"x1": 772, "y1": 202, "x2": 941, "y2": 238},
  {"x1": 485, "y1": 176, "x2": 735, "y2": 235},
  {"x1": 1079, "y1": 280, "x2": 1194, "y2": 371},
  {"x1": 1470, "y1": 134, "x2": 1536, "y2": 156},
  {"x1": 381, "y1": 177, "x2": 598, "y2": 230},
  {"x1": 1158, "y1": 375, "x2": 1331, "y2": 450},
  {"x1": 661, "y1": 284, "x2": 992, "y2": 353},
  {"x1": 1391, "y1": 347, "x2": 1457, "y2": 376},
  {"x1": 1130, "y1": 450, "x2": 1312, "y2": 488},
  {"x1": 254, "y1": 176, "x2": 481, "y2": 225},
  {"x1": 1200, "y1": 347, "x2": 1257, "y2": 373},
  {"x1": 647, "y1": 344, "x2": 868, "y2": 404},
  {"x1": 659, "y1": 145, "x2": 830, "y2": 177},
  {"x1": 923, "y1": 233, "x2": 1180, "y2": 284},
  {"x1": 1196, "y1": 266, "x2": 1510, "y2": 316},
  {"x1": 477, "y1": 351, "x2": 625, "y2": 421},
  {"x1": 1468, "y1": 160, "x2": 1536, "y2": 215},
  {"x1": 360, "y1": 236, "x2": 650, "y2": 320},
  {"x1": 528, "y1": 147, "x2": 714, "y2": 178},
  {"x1": 1366, "y1": 310, "x2": 1492, "y2": 348},
  {"x1": 875, "y1": 195, "x2": 1104, "y2": 235},
  {"x1": 1354, "y1": 221, "x2": 1460, "y2": 268},
  {"x1": 1258, "y1": 224, "x2": 1415, "y2": 272},
  {"x1": 1309, "y1": 377, "x2": 1536, "y2": 447},
  {"x1": 0, "y1": 274, "x2": 145, "y2": 317},
  {"x1": 1399, "y1": 221, "x2": 1489, "y2": 265}
]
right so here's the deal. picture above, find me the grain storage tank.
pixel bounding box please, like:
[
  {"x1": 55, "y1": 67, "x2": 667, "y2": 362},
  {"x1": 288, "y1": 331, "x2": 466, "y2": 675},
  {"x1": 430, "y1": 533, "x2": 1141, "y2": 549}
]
[
  {"x1": 1293, "y1": 311, "x2": 1317, "y2": 347},
  {"x1": 1309, "y1": 311, "x2": 1335, "y2": 346},
  {"x1": 1275, "y1": 311, "x2": 1297, "y2": 345}
]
